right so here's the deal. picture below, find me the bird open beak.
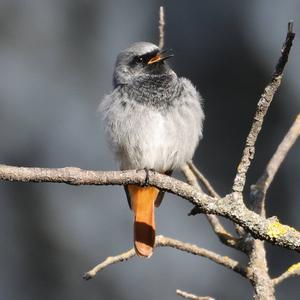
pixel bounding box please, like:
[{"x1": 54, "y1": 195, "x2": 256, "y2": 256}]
[{"x1": 147, "y1": 49, "x2": 174, "y2": 65}]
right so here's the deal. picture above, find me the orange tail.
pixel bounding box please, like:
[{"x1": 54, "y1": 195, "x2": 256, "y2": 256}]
[{"x1": 127, "y1": 185, "x2": 160, "y2": 258}]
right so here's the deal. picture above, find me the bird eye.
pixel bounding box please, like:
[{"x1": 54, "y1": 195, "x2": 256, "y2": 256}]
[{"x1": 132, "y1": 56, "x2": 145, "y2": 64}]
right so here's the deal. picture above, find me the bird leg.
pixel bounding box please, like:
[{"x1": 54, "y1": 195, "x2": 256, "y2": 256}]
[{"x1": 141, "y1": 168, "x2": 155, "y2": 187}]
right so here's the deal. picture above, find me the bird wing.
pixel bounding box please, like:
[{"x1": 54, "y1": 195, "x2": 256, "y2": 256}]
[{"x1": 154, "y1": 170, "x2": 173, "y2": 207}]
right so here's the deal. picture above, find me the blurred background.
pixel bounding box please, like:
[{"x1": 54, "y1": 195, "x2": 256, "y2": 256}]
[{"x1": 0, "y1": 1, "x2": 299, "y2": 299}]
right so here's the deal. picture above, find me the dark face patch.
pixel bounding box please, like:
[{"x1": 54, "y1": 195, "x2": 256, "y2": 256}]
[
  {"x1": 128, "y1": 50, "x2": 170, "y2": 76},
  {"x1": 129, "y1": 49, "x2": 160, "y2": 67}
]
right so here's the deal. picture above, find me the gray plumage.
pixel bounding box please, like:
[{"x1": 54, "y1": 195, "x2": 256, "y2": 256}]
[{"x1": 100, "y1": 42, "x2": 204, "y2": 173}]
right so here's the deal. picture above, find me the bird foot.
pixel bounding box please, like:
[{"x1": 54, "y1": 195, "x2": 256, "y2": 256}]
[{"x1": 137, "y1": 168, "x2": 155, "y2": 187}]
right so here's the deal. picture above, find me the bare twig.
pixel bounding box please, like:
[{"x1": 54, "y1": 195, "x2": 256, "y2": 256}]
[
  {"x1": 1, "y1": 164, "x2": 300, "y2": 252},
  {"x1": 246, "y1": 116, "x2": 300, "y2": 299},
  {"x1": 181, "y1": 164, "x2": 243, "y2": 251},
  {"x1": 187, "y1": 161, "x2": 220, "y2": 198},
  {"x1": 83, "y1": 249, "x2": 135, "y2": 280},
  {"x1": 232, "y1": 22, "x2": 295, "y2": 193},
  {"x1": 237, "y1": 23, "x2": 297, "y2": 300},
  {"x1": 181, "y1": 163, "x2": 203, "y2": 192},
  {"x1": 83, "y1": 235, "x2": 249, "y2": 280},
  {"x1": 187, "y1": 162, "x2": 246, "y2": 237},
  {"x1": 176, "y1": 289, "x2": 215, "y2": 300},
  {"x1": 158, "y1": 6, "x2": 165, "y2": 49},
  {"x1": 273, "y1": 262, "x2": 300, "y2": 286},
  {"x1": 157, "y1": 235, "x2": 248, "y2": 276},
  {"x1": 251, "y1": 114, "x2": 300, "y2": 216}
]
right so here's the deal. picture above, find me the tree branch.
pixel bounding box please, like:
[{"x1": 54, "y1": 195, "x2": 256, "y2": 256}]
[
  {"x1": 83, "y1": 248, "x2": 135, "y2": 280},
  {"x1": 248, "y1": 239, "x2": 275, "y2": 299},
  {"x1": 176, "y1": 289, "x2": 215, "y2": 300},
  {"x1": 181, "y1": 163, "x2": 202, "y2": 192},
  {"x1": 0, "y1": 4, "x2": 297, "y2": 298},
  {"x1": 230, "y1": 22, "x2": 298, "y2": 300},
  {"x1": 187, "y1": 161, "x2": 219, "y2": 198},
  {"x1": 83, "y1": 235, "x2": 249, "y2": 280},
  {"x1": 232, "y1": 22, "x2": 295, "y2": 193},
  {"x1": 181, "y1": 164, "x2": 244, "y2": 251},
  {"x1": 273, "y1": 262, "x2": 300, "y2": 286},
  {"x1": 1, "y1": 164, "x2": 300, "y2": 252},
  {"x1": 245, "y1": 115, "x2": 300, "y2": 299},
  {"x1": 251, "y1": 114, "x2": 300, "y2": 216}
]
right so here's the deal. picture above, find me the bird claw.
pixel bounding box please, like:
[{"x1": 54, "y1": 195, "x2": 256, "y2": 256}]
[{"x1": 140, "y1": 168, "x2": 155, "y2": 187}]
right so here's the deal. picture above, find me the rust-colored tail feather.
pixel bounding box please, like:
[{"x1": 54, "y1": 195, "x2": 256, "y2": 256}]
[{"x1": 127, "y1": 185, "x2": 160, "y2": 258}]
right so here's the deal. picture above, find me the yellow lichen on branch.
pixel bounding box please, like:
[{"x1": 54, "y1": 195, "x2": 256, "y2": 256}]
[
  {"x1": 273, "y1": 261, "x2": 300, "y2": 286},
  {"x1": 267, "y1": 219, "x2": 293, "y2": 239},
  {"x1": 287, "y1": 262, "x2": 300, "y2": 273}
]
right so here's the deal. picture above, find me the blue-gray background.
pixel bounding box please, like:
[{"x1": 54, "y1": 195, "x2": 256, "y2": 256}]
[{"x1": 0, "y1": 1, "x2": 299, "y2": 299}]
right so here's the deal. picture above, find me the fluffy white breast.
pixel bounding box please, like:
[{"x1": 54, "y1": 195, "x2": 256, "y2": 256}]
[{"x1": 100, "y1": 77, "x2": 204, "y2": 172}]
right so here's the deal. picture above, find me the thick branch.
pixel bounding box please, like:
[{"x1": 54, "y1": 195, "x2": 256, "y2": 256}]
[
  {"x1": 232, "y1": 22, "x2": 295, "y2": 193},
  {"x1": 248, "y1": 239, "x2": 275, "y2": 300},
  {"x1": 0, "y1": 164, "x2": 149, "y2": 186},
  {"x1": 83, "y1": 235, "x2": 249, "y2": 280},
  {"x1": 273, "y1": 262, "x2": 300, "y2": 286},
  {"x1": 251, "y1": 114, "x2": 300, "y2": 216},
  {"x1": 1, "y1": 164, "x2": 300, "y2": 252},
  {"x1": 176, "y1": 289, "x2": 214, "y2": 300}
]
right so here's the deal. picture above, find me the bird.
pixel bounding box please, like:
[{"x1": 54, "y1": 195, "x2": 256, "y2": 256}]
[{"x1": 100, "y1": 42, "x2": 204, "y2": 258}]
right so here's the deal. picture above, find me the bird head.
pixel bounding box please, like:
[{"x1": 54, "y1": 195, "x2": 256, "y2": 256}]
[{"x1": 113, "y1": 42, "x2": 174, "y2": 87}]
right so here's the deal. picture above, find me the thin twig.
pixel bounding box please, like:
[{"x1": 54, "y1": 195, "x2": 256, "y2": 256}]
[
  {"x1": 273, "y1": 262, "x2": 300, "y2": 286},
  {"x1": 1, "y1": 164, "x2": 300, "y2": 252},
  {"x1": 251, "y1": 114, "x2": 300, "y2": 216},
  {"x1": 157, "y1": 235, "x2": 248, "y2": 276},
  {"x1": 158, "y1": 6, "x2": 165, "y2": 49},
  {"x1": 181, "y1": 163, "x2": 203, "y2": 192},
  {"x1": 185, "y1": 163, "x2": 246, "y2": 241},
  {"x1": 181, "y1": 164, "x2": 244, "y2": 251},
  {"x1": 187, "y1": 161, "x2": 220, "y2": 198},
  {"x1": 83, "y1": 249, "x2": 135, "y2": 280},
  {"x1": 83, "y1": 235, "x2": 249, "y2": 280},
  {"x1": 232, "y1": 22, "x2": 295, "y2": 193},
  {"x1": 176, "y1": 289, "x2": 215, "y2": 300}
]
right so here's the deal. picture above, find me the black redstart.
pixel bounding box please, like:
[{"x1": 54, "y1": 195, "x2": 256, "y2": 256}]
[{"x1": 100, "y1": 42, "x2": 204, "y2": 257}]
